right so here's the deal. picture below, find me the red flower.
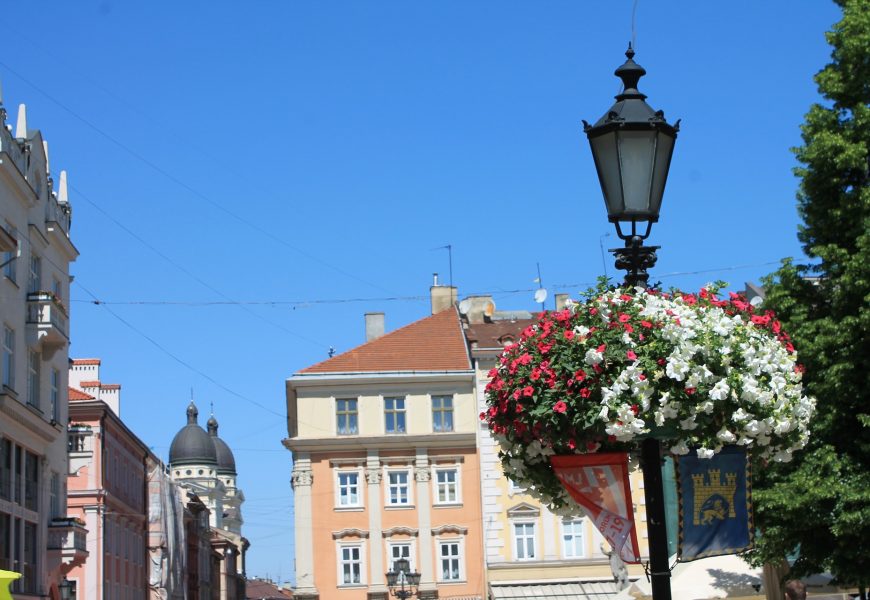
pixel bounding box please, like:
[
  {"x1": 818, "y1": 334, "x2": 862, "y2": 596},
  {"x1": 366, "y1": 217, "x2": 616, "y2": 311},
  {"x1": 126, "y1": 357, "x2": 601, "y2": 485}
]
[
  {"x1": 479, "y1": 411, "x2": 486, "y2": 421},
  {"x1": 574, "y1": 369, "x2": 587, "y2": 382},
  {"x1": 624, "y1": 323, "x2": 634, "y2": 333},
  {"x1": 522, "y1": 386, "x2": 534, "y2": 397},
  {"x1": 626, "y1": 350, "x2": 637, "y2": 361},
  {"x1": 568, "y1": 438, "x2": 577, "y2": 450},
  {"x1": 519, "y1": 353, "x2": 533, "y2": 365},
  {"x1": 618, "y1": 313, "x2": 631, "y2": 323},
  {"x1": 596, "y1": 344, "x2": 607, "y2": 353},
  {"x1": 579, "y1": 388, "x2": 592, "y2": 398},
  {"x1": 630, "y1": 404, "x2": 639, "y2": 415},
  {"x1": 530, "y1": 368, "x2": 541, "y2": 381},
  {"x1": 620, "y1": 294, "x2": 632, "y2": 302},
  {"x1": 553, "y1": 401, "x2": 567, "y2": 414},
  {"x1": 564, "y1": 329, "x2": 575, "y2": 340},
  {"x1": 641, "y1": 320, "x2": 653, "y2": 329},
  {"x1": 685, "y1": 387, "x2": 696, "y2": 395}
]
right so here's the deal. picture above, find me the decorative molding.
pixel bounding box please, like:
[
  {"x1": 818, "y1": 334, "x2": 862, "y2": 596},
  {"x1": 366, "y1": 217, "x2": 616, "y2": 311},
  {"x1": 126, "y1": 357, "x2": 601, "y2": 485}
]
[
  {"x1": 332, "y1": 528, "x2": 369, "y2": 540},
  {"x1": 285, "y1": 432, "x2": 476, "y2": 453},
  {"x1": 329, "y1": 458, "x2": 366, "y2": 468},
  {"x1": 365, "y1": 468, "x2": 382, "y2": 485},
  {"x1": 291, "y1": 469, "x2": 313, "y2": 488},
  {"x1": 506, "y1": 502, "x2": 541, "y2": 518},
  {"x1": 431, "y1": 524, "x2": 467, "y2": 536},
  {"x1": 414, "y1": 467, "x2": 431, "y2": 482},
  {"x1": 381, "y1": 526, "x2": 418, "y2": 538},
  {"x1": 428, "y1": 454, "x2": 465, "y2": 464}
]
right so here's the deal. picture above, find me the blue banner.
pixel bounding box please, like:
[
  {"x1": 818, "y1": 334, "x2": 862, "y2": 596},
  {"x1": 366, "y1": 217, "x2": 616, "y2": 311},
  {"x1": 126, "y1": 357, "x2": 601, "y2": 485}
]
[{"x1": 676, "y1": 446, "x2": 753, "y2": 561}]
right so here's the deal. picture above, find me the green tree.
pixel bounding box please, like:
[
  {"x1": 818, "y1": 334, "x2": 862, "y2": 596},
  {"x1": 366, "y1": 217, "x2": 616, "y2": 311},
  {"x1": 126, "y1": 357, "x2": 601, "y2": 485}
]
[{"x1": 750, "y1": 0, "x2": 870, "y2": 590}]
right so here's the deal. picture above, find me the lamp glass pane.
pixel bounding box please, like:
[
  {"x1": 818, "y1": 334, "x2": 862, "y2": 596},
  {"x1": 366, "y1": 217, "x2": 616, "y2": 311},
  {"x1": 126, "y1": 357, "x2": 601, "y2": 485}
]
[
  {"x1": 648, "y1": 131, "x2": 675, "y2": 218},
  {"x1": 617, "y1": 130, "x2": 657, "y2": 217},
  {"x1": 589, "y1": 132, "x2": 623, "y2": 218},
  {"x1": 386, "y1": 571, "x2": 397, "y2": 587}
]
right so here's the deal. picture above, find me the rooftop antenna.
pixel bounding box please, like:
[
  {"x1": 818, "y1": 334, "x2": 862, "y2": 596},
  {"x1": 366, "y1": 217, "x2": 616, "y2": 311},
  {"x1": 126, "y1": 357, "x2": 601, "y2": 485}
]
[
  {"x1": 432, "y1": 244, "x2": 453, "y2": 288},
  {"x1": 599, "y1": 232, "x2": 611, "y2": 280},
  {"x1": 328, "y1": 346, "x2": 336, "y2": 358}
]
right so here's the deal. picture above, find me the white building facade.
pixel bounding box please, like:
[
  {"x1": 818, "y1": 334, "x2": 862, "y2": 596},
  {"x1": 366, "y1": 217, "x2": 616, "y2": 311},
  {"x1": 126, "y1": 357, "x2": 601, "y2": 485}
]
[{"x1": 0, "y1": 94, "x2": 85, "y2": 598}]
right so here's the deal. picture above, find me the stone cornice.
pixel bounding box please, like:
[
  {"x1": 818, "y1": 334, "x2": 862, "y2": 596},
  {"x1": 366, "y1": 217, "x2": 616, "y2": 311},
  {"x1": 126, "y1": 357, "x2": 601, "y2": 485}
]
[{"x1": 283, "y1": 432, "x2": 476, "y2": 453}]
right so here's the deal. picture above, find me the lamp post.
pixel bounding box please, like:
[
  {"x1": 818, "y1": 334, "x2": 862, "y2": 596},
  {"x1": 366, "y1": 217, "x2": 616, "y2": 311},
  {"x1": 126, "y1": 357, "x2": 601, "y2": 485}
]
[
  {"x1": 583, "y1": 44, "x2": 679, "y2": 600},
  {"x1": 385, "y1": 558, "x2": 421, "y2": 600}
]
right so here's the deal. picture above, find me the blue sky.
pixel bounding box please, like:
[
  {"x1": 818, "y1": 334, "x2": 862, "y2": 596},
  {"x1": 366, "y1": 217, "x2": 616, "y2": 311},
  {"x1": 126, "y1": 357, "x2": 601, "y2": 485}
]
[{"x1": 2, "y1": 0, "x2": 842, "y2": 584}]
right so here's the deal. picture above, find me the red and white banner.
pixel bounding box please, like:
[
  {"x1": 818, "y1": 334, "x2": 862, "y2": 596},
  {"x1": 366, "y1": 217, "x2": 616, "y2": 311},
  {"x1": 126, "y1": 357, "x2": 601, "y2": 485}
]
[{"x1": 551, "y1": 453, "x2": 641, "y2": 563}]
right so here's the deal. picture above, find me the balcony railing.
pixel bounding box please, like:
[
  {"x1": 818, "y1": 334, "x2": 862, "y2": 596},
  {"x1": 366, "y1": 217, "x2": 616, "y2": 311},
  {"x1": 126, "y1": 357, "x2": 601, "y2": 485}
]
[
  {"x1": 26, "y1": 291, "x2": 69, "y2": 352},
  {"x1": 47, "y1": 517, "x2": 88, "y2": 569}
]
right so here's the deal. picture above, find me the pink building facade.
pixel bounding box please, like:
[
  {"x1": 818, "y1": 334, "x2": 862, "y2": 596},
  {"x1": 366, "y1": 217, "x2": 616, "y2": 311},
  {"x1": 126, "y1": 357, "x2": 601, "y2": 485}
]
[{"x1": 66, "y1": 359, "x2": 151, "y2": 600}]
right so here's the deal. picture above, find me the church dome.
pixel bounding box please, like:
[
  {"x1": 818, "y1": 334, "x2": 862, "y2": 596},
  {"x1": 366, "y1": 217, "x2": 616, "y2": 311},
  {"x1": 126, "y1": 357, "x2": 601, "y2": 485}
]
[
  {"x1": 169, "y1": 402, "x2": 218, "y2": 467},
  {"x1": 208, "y1": 415, "x2": 237, "y2": 475}
]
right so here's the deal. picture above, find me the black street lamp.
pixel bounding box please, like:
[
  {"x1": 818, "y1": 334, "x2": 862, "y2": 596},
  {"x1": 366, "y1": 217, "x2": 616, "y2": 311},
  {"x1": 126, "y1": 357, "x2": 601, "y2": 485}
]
[
  {"x1": 583, "y1": 43, "x2": 679, "y2": 288},
  {"x1": 584, "y1": 45, "x2": 679, "y2": 600},
  {"x1": 385, "y1": 558, "x2": 421, "y2": 600},
  {"x1": 58, "y1": 577, "x2": 76, "y2": 600}
]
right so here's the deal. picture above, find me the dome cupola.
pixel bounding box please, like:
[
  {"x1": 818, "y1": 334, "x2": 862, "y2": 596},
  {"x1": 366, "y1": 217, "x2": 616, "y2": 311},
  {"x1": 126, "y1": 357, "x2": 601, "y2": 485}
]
[
  {"x1": 208, "y1": 415, "x2": 237, "y2": 475},
  {"x1": 168, "y1": 401, "x2": 218, "y2": 467}
]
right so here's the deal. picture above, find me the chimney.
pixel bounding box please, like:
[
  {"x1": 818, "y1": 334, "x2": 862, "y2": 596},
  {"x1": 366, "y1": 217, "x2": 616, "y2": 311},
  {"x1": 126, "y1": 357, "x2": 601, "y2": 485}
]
[
  {"x1": 463, "y1": 295, "x2": 494, "y2": 324},
  {"x1": 555, "y1": 293, "x2": 569, "y2": 310},
  {"x1": 430, "y1": 273, "x2": 457, "y2": 315},
  {"x1": 365, "y1": 312, "x2": 385, "y2": 342}
]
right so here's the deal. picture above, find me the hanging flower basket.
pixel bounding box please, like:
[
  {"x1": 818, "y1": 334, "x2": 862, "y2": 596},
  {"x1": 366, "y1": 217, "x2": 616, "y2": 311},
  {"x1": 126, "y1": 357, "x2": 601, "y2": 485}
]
[{"x1": 481, "y1": 284, "x2": 815, "y2": 511}]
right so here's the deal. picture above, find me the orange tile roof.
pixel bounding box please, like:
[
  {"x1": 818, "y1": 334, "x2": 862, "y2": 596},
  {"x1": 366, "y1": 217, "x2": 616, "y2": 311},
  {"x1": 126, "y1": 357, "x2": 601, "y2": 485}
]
[
  {"x1": 79, "y1": 380, "x2": 101, "y2": 387},
  {"x1": 299, "y1": 308, "x2": 470, "y2": 374},
  {"x1": 101, "y1": 384, "x2": 121, "y2": 390},
  {"x1": 72, "y1": 358, "x2": 101, "y2": 365},
  {"x1": 68, "y1": 387, "x2": 95, "y2": 401}
]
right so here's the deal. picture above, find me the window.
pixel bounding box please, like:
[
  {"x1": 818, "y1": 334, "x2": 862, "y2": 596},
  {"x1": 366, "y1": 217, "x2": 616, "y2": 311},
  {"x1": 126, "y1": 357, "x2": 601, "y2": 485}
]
[
  {"x1": 438, "y1": 541, "x2": 462, "y2": 581},
  {"x1": 2, "y1": 326, "x2": 14, "y2": 390},
  {"x1": 0, "y1": 513, "x2": 9, "y2": 570},
  {"x1": 384, "y1": 397, "x2": 406, "y2": 433},
  {"x1": 0, "y1": 440, "x2": 10, "y2": 500},
  {"x1": 434, "y1": 468, "x2": 459, "y2": 504},
  {"x1": 24, "y1": 452, "x2": 38, "y2": 511},
  {"x1": 562, "y1": 519, "x2": 586, "y2": 558},
  {"x1": 50, "y1": 368, "x2": 59, "y2": 421},
  {"x1": 2, "y1": 224, "x2": 17, "y2": 283},
  {"x1": 27, "y1": 255, "x2": 41, "y2": 294},
  {"x1": 52, "y1": 277, "x2": 62, "y2": 300},
  {"x1": 388, "y1": 542, "x2": 413, "y2": 574},
  {"x1": 338, "y1": 544, "x2": 363, "y2": 585},
  {"x1": 513, "y1": 522, "x2": 536, "y2": 560},
  {"x1": 386, "y1": 470, "x2": 410, "y2": 506},
  {"x1": 50, "y1": 473, "x2": 61, "y2": 519},
  {"x1": 337, "y1": 472, "x2": 361, "y2": 507},
  {"x1": 432, "y1": 395, "x2": 454, "y2": 432},
  {"x1": 336, "y1": 398, "x2": 358, "y2": 435},
  {"x1": 27, "y1": 351, "x2": 39, "y2": 409}
]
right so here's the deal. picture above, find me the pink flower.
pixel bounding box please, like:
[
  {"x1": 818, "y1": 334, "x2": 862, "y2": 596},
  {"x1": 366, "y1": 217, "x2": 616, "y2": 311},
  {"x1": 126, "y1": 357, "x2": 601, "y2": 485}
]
[
  {"x1": 627, "y1": 350, "x2": 637, "y2": 361},
  {"x1": 522, "y1": 386, "x2": 534, "y2": 397},
  {"x1": 553, "y1": 401, "x2": 567, "y2": 414},
  {"x1": 618, "y1": 313, "x2": 631, "y2": 323}
]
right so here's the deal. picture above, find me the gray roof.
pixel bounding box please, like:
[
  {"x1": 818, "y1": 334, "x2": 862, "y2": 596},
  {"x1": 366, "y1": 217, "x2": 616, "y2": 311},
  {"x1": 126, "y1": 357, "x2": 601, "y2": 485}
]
[
  {"x1": 168, "y1": 402, "x2": 218, "y2": 466},
  {"x1": 208, "y1": 415, "x2": 237, "y2": 475}
]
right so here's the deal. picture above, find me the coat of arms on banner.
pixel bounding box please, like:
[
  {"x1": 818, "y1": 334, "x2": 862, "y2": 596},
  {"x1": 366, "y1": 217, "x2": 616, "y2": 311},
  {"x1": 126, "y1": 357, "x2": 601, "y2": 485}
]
[{"x1": 676, "y1": 446, "x2": 753, "y2": 561}]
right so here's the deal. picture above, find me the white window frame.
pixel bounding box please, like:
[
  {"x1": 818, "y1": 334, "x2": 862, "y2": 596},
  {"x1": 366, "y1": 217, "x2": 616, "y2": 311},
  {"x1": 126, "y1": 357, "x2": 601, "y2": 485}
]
[
  {"x1": 336, "y1": 542, "x2": 365, "y2": 587},
  {"x1": 384, "y1": 396, "x2": 406, "y2": 434},
  {"x1": 432, "y1": 466, "x2": 461, "y2": 505},
  {"x1": 27, "y1": 350, "x2": 40, "y2": 409},
  {"x1": 384, "y1": 468, "x2": 412, "y2": 507},
  {"x1": 335, "y1": 398, "x2": 358, "y2": 435},
  {"x1": 512, "y1": 521, "x2": 537, "y2": 561},
  {"x1": 435, "y1": 537, "x2": 465, "y2": 583},
  {"x1": 386, "y1": 541, "x2": 416, "y2": 575},
  {"x1": 334, "y1": 469, "x2": 363, "y2": 509},
  {"x1": 431, "y1": 394, "x2": 454, "y2": 432},
  {"x1": 2, "y1": 326, "x2": 15, "y2": 390},
  {"x1": 50, "y1": 368, "x2": 59, "y2": 422},
  {"x1": 561, "y1": 518, "x2": 586, "y2": 559}
]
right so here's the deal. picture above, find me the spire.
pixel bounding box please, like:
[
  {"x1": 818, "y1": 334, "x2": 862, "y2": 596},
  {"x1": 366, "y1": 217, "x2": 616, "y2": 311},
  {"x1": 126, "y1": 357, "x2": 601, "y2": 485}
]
[
  {"x1": 58, "y1": 170, "x2": 68, "y2": 203},
  {"x1": 207, "y1": 414, "x2": 218, "y2": 435},
  {"x1": 186, "y1": 401, "x2": 198, "y2": 424},
  {"x1": 614, "y1": 43, "x2": 648, "y2": 101},
  {"x1": 15, "y1": 104, "x2": 28, "y2": 139}
]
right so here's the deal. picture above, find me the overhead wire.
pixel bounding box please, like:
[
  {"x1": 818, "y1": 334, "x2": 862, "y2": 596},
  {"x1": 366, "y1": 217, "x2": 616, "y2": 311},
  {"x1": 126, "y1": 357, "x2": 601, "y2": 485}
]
[{"x1": 0, "y1": 59, "x2": 395, "y2": 296}]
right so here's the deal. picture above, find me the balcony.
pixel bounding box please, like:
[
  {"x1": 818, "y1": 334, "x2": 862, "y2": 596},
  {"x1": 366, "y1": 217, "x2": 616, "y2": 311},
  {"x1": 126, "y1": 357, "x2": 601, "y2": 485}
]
[
  {"x1": 26, "y1": 291, "x2": 69, "y2": 356},
  {"x1": 47, "y1": 517, "x2": 88, "y2": 570}
]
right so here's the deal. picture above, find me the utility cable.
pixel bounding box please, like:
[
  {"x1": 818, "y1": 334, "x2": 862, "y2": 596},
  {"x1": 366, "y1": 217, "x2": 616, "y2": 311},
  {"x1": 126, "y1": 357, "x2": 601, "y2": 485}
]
[{"x1": 0, "y1": 59, "x2": 394, "y2": 296}]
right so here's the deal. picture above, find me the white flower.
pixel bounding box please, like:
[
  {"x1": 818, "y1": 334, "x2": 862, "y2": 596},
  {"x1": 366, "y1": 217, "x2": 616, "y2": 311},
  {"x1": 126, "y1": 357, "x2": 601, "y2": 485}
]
[
  {"x1": 585, "y1": 348, "x2": 604, "y2": 366},
  {"x1": 716, "y1": 427, "x2": 737, "y2": 443},
  {"x1": 732, "y1": 408, "x2": 752, "y2": 422},
  {"x1": 598, "y1": 405, "x2": 609, "y2": 421},
  {"x1": 709, "y1": 379, "x2": 730, "y2": 401},
  {"x1": 670, "y1": 440, "x2": 690, "y2": 455},
  {"x1": 679, "y1": 416, "x2": 698, "y2": 431},
  {"x1": 696, "y1": 447, "x2": 715, "y2": 459},
  {"x1": 773, "y1": 449, "x2": 793, "y2": 463}
]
